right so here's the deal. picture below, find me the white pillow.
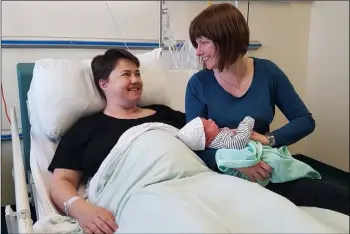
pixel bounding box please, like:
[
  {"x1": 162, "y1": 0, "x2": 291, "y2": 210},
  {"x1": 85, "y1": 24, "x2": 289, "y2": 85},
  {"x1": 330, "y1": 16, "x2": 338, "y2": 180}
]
[
  {"x1": 137, "y1": 48, "x2": 171, "y2": 106},
  {"x1": 166, "y1": 70, "x2": 198, "y2": 112},
  {"x1": 138, "y1": 65, "x2": 171, "y2": 107},
  {"x1": 137, "y1": 48, "x2": 162, "y2": 67},
  {"x1": 28, "y1": 58, "x2": 106, "y2": 141},
  {"x1": 28, "y1": 49, "x2": 170, "y2": 141}
]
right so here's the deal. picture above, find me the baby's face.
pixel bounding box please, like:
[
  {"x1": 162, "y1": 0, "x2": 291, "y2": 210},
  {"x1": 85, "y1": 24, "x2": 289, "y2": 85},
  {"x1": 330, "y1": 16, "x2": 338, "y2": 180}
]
[{"x1": 201, "y1": 118, "x2": 220, "y2": 144}]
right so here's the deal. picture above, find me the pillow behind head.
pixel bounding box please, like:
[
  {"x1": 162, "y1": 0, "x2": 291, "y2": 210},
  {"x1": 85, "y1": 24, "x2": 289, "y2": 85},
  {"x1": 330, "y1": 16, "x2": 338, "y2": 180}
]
[
  {"x1": 137, "y1": 63, "x2": 171, "y2": 107},
  {"x1": 28, "y1": 58, "x2": 106, "y2": 141}
]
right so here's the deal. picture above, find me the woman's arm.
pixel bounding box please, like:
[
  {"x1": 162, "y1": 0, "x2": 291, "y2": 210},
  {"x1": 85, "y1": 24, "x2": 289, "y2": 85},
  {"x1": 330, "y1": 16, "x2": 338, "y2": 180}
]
[
  {"x1": 50, "y1": 168, "x2": 83, "y2": 213},
  {"x1": 48, "y1": 117, "x2": 117, "y2": 233},
  {"x1": 50, "y1": 169, "x2": 117, "y2": 234},
  {"x1": 269, "y1": 62, "x2": 316, "y2": 147}
]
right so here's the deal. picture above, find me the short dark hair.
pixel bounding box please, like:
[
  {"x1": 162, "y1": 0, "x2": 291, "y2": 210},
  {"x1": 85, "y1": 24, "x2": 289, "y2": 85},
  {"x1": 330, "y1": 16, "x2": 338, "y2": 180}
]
[
  {"x1": 91, "y1": 48, "x2": 140, "y2": 99},
  {"x1": 189, "y1": 3, "x2": 250, "y2": 72}
]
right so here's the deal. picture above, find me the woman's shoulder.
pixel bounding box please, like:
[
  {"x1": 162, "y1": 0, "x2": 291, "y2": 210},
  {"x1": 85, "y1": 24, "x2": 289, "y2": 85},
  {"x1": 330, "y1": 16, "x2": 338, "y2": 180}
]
[
  {"x1": 58, "y1": 111, "x2": 105, "y2": 143},
  {"x1": 252, "y1": 57, "x2": 291, "y2": 87},
  {"x1": 68, "y1": 111, "x2": 105, "y2": 131},
  {"x1": 253, "y1": 57, "x2": 285, "y2": 76},
  {"x1": 79, "y1": 111, "x2": 104, "y2": 122},
  {"x1": 186, "y1": 69, "x2": 213, "y2": 93},
  {"x1": 188, "y1": 69, "x2": 213, "y2": 83},
  {"x1": 144, "y1": 104, "x2": 185, "y2": 128},
  {"x1": 145, "y1": 104, "x2": 184, "y2": 118}
]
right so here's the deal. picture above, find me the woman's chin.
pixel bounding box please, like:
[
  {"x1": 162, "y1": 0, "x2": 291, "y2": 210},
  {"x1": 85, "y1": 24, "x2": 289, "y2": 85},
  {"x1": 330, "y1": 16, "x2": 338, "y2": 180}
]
[
  {"x1": 204, "y1": 62, "x2": 216, "y2": 70},
  {"x1": 129, "y1": 93, "x2": 142, "y2": 102}
]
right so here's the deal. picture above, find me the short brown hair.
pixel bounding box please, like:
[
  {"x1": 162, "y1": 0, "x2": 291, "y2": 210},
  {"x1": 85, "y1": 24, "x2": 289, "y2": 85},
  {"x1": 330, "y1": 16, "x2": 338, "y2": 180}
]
[{"x1": 189, "y1": 3, "x2": 249, "y2": 72}]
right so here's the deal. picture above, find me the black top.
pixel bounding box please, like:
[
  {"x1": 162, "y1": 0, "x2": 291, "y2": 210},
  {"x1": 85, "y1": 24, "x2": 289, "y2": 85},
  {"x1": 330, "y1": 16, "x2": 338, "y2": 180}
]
[{"x1": 48, "y1": 105, "x2": 186, "y2": 179}]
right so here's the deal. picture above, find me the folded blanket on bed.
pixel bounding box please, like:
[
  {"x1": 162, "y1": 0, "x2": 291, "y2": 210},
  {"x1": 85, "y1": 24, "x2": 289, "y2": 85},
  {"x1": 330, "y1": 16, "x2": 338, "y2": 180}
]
[
  {"x1": 86, "y1": 123, "x2": 336, "y2": 233},
  {"x1": 215, "y1": 140, "x2": 321, "y2": 186}
]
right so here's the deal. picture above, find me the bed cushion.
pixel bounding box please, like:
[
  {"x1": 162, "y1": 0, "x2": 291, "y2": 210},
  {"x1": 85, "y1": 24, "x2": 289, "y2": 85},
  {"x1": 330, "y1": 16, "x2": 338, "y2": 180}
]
[{"x1": 27, "y1": 48, "x2": 170, "y2": 141}]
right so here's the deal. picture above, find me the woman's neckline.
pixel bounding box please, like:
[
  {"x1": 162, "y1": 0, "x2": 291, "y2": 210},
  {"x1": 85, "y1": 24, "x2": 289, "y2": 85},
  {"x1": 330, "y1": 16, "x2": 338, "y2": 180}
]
[
  {"x1": 102, "y1": 107, "x2": 158, "y2": 120},
  {"x1": 210, "y1": 57, "x2": 257, "y2": 99}
]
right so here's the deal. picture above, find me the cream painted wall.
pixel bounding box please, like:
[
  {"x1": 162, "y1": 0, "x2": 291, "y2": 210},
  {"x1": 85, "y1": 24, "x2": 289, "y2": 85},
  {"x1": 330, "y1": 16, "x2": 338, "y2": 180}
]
[{"x1": 304, "y1": 1, "x2": 349, "y2": 172}]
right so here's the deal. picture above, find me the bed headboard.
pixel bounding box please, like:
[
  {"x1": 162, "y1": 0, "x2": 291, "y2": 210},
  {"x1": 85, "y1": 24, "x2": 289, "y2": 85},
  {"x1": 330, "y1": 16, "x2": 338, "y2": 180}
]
[{"x1": 16, "y1": 63, "x2": 35, "y2": 175}]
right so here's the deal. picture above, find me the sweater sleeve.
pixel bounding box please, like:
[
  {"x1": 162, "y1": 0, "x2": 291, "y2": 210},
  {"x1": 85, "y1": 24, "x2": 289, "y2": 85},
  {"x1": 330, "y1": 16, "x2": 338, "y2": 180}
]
[
  {"x1": 269, "y1": 62, "x2": 316, "y2": 147},
  {"x1": 185, "y1": 74, "x2": 208, "y2": 122},
  {"x1": 48, "y1": 117, "x2": 91, "y2": 172}
]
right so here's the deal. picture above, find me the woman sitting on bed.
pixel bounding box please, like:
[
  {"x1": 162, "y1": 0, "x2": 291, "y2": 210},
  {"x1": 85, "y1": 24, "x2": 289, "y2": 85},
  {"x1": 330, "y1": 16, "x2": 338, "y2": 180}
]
[
  {"x1": 185, "y1": 3, "x2": 349, "y2": 216},
  {"x1": 48, "y1": 49, "x2": 186, "y2": 234}
]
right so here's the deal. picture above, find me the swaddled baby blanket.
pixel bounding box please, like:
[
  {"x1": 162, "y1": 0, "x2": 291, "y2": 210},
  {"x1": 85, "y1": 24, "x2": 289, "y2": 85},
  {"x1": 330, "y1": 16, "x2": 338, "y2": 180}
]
[{"x1": 215, "y1": 140, "x2": 321, "y2": 186}]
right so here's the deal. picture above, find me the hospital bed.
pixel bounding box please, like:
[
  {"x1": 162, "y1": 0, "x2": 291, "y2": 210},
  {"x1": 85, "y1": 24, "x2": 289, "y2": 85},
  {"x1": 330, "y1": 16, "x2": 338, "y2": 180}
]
[{"x1": 5, "y1": 51, "x2": 350, "y2": 233}]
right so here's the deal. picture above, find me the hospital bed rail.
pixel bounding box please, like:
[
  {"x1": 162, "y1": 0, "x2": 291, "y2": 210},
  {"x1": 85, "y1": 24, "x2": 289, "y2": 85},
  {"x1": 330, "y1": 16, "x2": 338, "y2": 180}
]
[{"x1": 5, "y1": 107, "x2": 34, "y2": 233}]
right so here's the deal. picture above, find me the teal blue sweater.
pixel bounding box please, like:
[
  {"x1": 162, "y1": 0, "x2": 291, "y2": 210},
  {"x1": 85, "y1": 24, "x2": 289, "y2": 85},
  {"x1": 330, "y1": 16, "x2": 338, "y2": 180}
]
[{"x1": 185, "y1": 58, "x2": 315, "y2": 172}]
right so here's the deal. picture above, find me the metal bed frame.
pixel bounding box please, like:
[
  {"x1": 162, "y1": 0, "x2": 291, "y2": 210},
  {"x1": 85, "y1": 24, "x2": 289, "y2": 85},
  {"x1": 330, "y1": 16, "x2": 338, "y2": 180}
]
[
  {"x1": 5, "y1": 107, "x2": 34, "y2": 233},
  {"x1": 5, "y1": 63, "x2": 36, "y2": 233}
]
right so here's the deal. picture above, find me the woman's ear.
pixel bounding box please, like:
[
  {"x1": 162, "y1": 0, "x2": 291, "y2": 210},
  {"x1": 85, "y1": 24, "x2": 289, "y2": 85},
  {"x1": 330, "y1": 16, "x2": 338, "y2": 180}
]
[{"x1": 99, "y1": 79, "x2": 108, "y2": 91}]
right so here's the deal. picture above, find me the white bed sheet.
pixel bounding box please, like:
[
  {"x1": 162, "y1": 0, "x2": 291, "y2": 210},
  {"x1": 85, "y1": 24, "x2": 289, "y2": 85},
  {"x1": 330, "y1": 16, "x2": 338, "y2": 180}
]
[
  {"x1": 30, "y1": 132, "x2": 57, "y2": 219},
  {"x1": 301, "y1": 207, "x2": 349, "y2": 233},
  {"x1": 29, "y1": 132, "x2": 349, "y2": 232},
  {"x1": 29, "y1": 132, "x2": 87, "y2": 220}
]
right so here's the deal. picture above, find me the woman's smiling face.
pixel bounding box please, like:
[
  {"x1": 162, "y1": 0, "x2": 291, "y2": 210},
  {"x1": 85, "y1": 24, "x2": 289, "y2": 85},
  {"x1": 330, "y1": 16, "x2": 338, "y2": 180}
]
[{"x1": 195, "y1": 36, "x2": 219, "y2": 70}]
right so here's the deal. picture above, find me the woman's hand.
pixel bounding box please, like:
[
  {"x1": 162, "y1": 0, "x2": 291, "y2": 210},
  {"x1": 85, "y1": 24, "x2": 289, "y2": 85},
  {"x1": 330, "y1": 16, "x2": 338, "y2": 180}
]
[
  {"x1": 70, "y1": 199, "x2": 118, "y2": 234},
  {"x1": 237, "y1": 161, "x2": 272, "y2": 182},
  {"x1": 250, "y1": 131, "x2": 269, "y2": 145}
]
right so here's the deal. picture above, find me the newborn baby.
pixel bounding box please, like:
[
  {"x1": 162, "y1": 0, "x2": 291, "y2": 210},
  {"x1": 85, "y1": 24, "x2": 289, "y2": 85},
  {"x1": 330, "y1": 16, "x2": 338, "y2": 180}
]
[{"x1": 177, "y1": 116, "x2": 255, "y2": 151}]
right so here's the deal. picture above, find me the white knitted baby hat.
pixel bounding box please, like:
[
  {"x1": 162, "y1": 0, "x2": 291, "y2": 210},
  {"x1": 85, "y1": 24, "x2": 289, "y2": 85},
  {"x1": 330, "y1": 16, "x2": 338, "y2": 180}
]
[{"x1": 178, "y1": 117, "x2": 206, "y2": 151}]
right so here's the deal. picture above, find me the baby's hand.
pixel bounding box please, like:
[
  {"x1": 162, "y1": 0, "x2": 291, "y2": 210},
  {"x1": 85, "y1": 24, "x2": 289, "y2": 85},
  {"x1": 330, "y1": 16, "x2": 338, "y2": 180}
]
[
  {"x1": 250, "y1": 131, "x2": 269, "y2": 145},
  {"x1": 231, "y1": 129, "x2": 237, "y2": 134}
]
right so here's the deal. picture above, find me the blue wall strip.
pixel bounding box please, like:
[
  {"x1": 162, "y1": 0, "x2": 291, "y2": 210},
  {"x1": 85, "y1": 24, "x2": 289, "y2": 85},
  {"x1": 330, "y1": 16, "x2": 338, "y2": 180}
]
[
  {"x1": 2, "y1": 39, "x2": 159, "y2": 48},
  {"x1": 1, "y1": 39, "x2": 262, "y2": 50},
  {"x1": 1, "y1": 133, "x2": 23, "y2": 141}
]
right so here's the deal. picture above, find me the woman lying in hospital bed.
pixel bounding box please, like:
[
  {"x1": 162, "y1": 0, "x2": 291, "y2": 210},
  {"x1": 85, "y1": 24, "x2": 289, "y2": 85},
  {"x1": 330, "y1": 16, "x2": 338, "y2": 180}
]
[{"x1": 47, "y1": 49, "x2": 186, "y2": 233}]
